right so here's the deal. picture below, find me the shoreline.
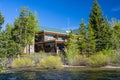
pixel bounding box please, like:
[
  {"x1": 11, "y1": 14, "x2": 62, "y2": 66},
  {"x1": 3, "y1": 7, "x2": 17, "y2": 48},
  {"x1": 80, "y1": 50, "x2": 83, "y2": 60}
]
[
  {"x1": 101, "y1": 65, "x2": 120, "y2": 68},
  {"x1": 6, "y1": 65, "x2": 120, "y2": 72},
  {"x1": 63, "y1": 65, "x2": 120, "y2": 69}
]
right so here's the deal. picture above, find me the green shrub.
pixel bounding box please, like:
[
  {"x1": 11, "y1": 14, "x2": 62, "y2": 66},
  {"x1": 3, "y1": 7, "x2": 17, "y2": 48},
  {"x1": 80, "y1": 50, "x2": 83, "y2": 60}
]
[
  {"x1": 66, "y1": 52, "x2": 79, "y2": 65},
  {"x1": 12, "y1": 57, "x2": 35, "y2": 68},
  {"x1": 102, "y1": 49, "x2": 116, "y2": 63},
  {"x1": 0, "y1": 69, "x2": 4, "y2": 73},
  {"x1": 68, "y1": 55, "x2": 89, "y2": 66},
  {"x1": 88, "y1": 53, "x2": 109, "y2": 67},
  {"x1": 28, "y1": 53, "x2": 47, "y2": 60},
  {"x1": 114, "y1": 52, "x2": 120, "y2": 64},
  {"x1": 105, "y1": 49, "x2": 120, "y2": 65},
  {"x1": 38, "y1": 56, "x2": 63, "y2": 69}
]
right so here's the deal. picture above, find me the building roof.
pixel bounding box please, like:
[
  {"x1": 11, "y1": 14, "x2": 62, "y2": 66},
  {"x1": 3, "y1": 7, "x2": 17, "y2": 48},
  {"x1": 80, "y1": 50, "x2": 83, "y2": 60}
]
[{"x1": 39, "y1": 26, "x2": 68, "y2": 34}]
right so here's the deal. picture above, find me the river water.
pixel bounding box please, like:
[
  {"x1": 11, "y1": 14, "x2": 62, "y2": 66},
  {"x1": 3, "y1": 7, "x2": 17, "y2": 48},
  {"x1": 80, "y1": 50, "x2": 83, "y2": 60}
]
[{"x1": 0, "y1": 68, "x2": 120, "y2": 80}]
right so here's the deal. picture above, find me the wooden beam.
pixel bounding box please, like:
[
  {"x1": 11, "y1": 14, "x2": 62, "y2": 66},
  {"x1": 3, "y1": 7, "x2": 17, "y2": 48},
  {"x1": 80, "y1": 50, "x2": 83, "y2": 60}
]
[
  {"x1": 54, "y1": 40, "x2": 57, "y2": 53},
  {"x1": 43, "y1": 31, "x2": 45, "y2": 42},
  {"x1": 42, "y1": 43, "x2": 45, "y2": 52},
  {"x1": 44, "y1": 31, "x2": 68, "y2": 36},
  {"x1": 56, "y1": 34, "x2": 58, "y2": 40}
]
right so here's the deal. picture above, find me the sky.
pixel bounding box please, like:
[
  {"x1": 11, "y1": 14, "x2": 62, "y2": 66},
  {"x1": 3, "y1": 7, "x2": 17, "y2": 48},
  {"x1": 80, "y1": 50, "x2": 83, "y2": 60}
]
[{"x1": 0, "y1": 0, "x2": 120, "y2": 30}]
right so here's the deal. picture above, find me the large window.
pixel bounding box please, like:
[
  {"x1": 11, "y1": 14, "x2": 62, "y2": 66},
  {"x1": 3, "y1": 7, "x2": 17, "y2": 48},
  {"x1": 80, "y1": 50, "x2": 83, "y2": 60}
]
[
  {"x1": 58, "y1": 36, "x2": 67, "y2": 41},
  {"x1": 45, "y1": 34, "x2": 55, "y2": 41}
]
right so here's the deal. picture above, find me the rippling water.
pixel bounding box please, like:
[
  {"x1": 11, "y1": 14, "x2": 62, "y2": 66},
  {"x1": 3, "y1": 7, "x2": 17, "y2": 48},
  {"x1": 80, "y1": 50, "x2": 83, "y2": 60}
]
[{"x1": 0, "y1": 68, "x2": 120, "y2": 80}]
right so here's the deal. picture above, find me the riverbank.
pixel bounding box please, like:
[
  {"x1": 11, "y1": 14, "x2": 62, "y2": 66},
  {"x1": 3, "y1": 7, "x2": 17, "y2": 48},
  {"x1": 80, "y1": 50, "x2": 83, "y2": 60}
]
[
  {"x1": 4, "y1": 65, "x2": 120, "y2": 74},
  {"x1": 101, "y1": 65, "x2": 120, "y2": 68},
  {"x1": 5, "y1": 64, "x2": 120, "y2": 73},
  {"x1": 63, "y1": 65, "x2": 120, "y2": 69}
]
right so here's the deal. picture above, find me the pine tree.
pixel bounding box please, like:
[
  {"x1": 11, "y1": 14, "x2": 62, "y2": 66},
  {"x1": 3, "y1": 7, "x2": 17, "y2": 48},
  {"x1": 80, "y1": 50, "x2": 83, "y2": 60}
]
[
  {"x1": 0, "y1": 11, "x2": 4, "y2": 30},
  {"x1": 89, "y1": 0, "x2": 103, "y2": 33},
  {"x1": 89, "y1": 0, "x2": 109, "y2": 51},
  {"x1": 102, "y1": 17, "x2": 112, "y2": 49},
  {"x1": 6, "y1": 24, "x2": 22, "y2": 57},
  {"x1": 77, "y1": 19, "x2": 87, "y2": 54},
  {"x1": 66, "y1": 30, "x2": 79, "y2": 64},
  {"x1": 0, "y1": 11, "x2": 5, "y2": 57},
  {"x1": 13, "y1": 7, "x2": 39, "y2": 53},
  {"x1": 111, "y1": 20, "x2": 120, "y2": 49},
  {"x1": 0, "y1": 30, "x2": 7, "y2": 57},
  {"x1": 13, "y1": 8, "x2": 27, "y2": 48},
  {"x1": 86, "y1": 25, "x2": 96, "y2": 56},
  {"x1": 0, "y1": 24, "x2": 22, "y2": 58},
  {"x1": 26, "y1": 11, "x2": 39, "y2": 53}
]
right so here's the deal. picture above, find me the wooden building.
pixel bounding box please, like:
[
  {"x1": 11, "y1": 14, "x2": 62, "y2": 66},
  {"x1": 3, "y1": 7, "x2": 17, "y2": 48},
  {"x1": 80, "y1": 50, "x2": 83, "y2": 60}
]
[{"x1": 35, "y1": 27, "x2": 68, "y2": 54}]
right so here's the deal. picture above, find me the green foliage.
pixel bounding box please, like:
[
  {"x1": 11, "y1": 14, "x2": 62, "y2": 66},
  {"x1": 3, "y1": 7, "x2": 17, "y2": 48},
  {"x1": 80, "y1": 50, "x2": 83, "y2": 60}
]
[
  {"x1": 38, "y1": 56, "x2": 63, "y2": 69},
  {"x1": 70, "y1": 55, "x2": 89, "y2": 66},
  {"x1": 13, "y1": 7, "x2": 39, "y2": 53},
  {"x1": 115, "y1": 54, "x2": 120, "y2": 64},
  {"x1": 89, "y1": 0, "x2": 103, "y2": 33},
  {"x1": 77, "y1": 19, "x2": 86, "y2": 36},
  {"x1": 86, "y1": 25, "x2": 96, "y2": 56},
  {"x1": 111, "y1": 20, "x2": 120, "y2": 49},
  {"x1": 0, "y1": 67, "x2": 4, "y2": 73},
  {"x1": 98, "y1": 18, "x2": 112, "y2": 50},
  {"x1": 12, "y1": 57, "x2": 35, "y2": 68},
  {"x1": 0, "y1": 11, "x2": 4, "y2": 29},
  {"x1": 102, "y1": 49, "x2": 115, "y2": 56},
  {"x1": 88, "y1": 53, "x2": 109, "y2": 67},
  {"x1": 111, "y1": 50, "x2": 120, "y2": 64},
  {"x1": 66, "y1": 31, "x2": 79, "y2": 65},
  {"x1": 96, "y1": 49, "x2": 116, "y2": 64},
  {"x1": 22, "y1": 52, "x2": 49, "y2": 65},
  {"x1": 77, "y1": 19, "x2": 87, "y2": 54},
  {"x1": 0, "y1": 24, "x2": 22, "y2": 58},
  {"x1": 89, "y1": 0, "x2": 112, "y2": 51}
]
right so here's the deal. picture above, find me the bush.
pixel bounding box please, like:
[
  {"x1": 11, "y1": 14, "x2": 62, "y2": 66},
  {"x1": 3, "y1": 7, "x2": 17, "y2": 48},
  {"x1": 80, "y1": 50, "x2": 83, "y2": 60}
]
[
  {"x1": 11, "y1": 57, "x2": 35, "y2": 68},
  {"x1": 88, "y1": 53, "x2": 109, "y2": 67},
  {"x1": 22, "y1": 52, "x2": 49, "y2": 66},
  {"x1": 38, "y1": 56, "x2": 63, "y2": 69},
  {"x1": 66, "y1": 53, "x2": 79, "y2": 65},
  {"x1": 109, "y1": 49, "x2": 120, "y2": 65},
  {"x1": 114, "y1": 52, "x2": 120, "y2": 64},
  {"x1": 0, "y1": 68, "x2": 4, "y2": 73},
  {"x1": 102, "y1": 49, "x2": 116, "y2": 63},
  {"x1": 67, "y1": 55, "x2": 89, "y2": 66}
]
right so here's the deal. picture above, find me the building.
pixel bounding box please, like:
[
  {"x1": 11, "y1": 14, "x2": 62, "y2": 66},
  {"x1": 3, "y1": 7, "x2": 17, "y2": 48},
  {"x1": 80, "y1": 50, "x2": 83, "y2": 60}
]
[{"x1": 35, "y1": 27, "x2": 68, "y2": 54}]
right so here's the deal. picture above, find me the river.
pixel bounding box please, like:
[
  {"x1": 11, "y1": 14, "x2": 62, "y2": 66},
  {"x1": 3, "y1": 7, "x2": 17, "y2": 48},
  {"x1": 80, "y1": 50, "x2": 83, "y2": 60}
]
[{"x1": 0, "y1": 68, "x2": 120, "y2": 80}]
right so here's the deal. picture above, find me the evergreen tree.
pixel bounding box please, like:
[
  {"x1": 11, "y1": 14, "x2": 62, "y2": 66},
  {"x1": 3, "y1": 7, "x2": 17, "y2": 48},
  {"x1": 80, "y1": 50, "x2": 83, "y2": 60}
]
[
  {"x1": 86, "y1": 25, "x2": 96, "y2": 56},
  {"x1": 77, "y1": 19, "x2": 87, "y2": 54},
  {"x1": 0, "y1": 30, "x2": 7, "y2": 57},
  {"x1": 111, "y1": 20, "x2": 120, "y2": 49},
  {"x1": 89, "y1": 0, "x2": 103, "y2": 33},
  {"x1": 102, "y1": 17, "x2": 112, "y2": 49},
  {"x1": 0, "y1": 24, "x2": 21, "y2": 58},
  {"x1": 89, "y1": 0, "x2": 110, "y2": 51},
  {"x1": 6, "y1": 24, "x2": 22, "y2": 57},
  {"x1": 0, "y1": 11, "x2": 5, "y2": 57},
  {"x1": 13, "y1": 7, "x2": 39, "y2": 53},
  {"x1": 0, "y1": 11, "x2": 4, "y2": 30},
  {"x1": 66, "y1": 30, "x2": 79, "y2": 64}
]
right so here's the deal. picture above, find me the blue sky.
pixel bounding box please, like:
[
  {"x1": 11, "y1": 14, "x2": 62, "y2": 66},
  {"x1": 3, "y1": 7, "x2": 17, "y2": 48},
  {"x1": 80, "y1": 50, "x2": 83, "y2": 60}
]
[{"x1": 0, "y1": 0, "x2": 120, "y2": 30}]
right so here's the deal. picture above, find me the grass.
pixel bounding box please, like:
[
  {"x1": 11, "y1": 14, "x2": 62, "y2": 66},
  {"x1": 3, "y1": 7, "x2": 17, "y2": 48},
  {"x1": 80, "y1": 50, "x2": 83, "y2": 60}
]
[
  {"x1": 67, "y1": 55, "x2": 89, "y2": 66},
  {"x1": 11, "y1": 57, "x2": 35, "y2": 68},
  {"x1": 38, "y1": 56, "x2": 63, "y2": 69},
  {"x1": 88, "y1": 53, "x2": 110, "y2": 67},
  {"x1": 6, "y1": 49, "x2": 120, "y2": 69}
]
